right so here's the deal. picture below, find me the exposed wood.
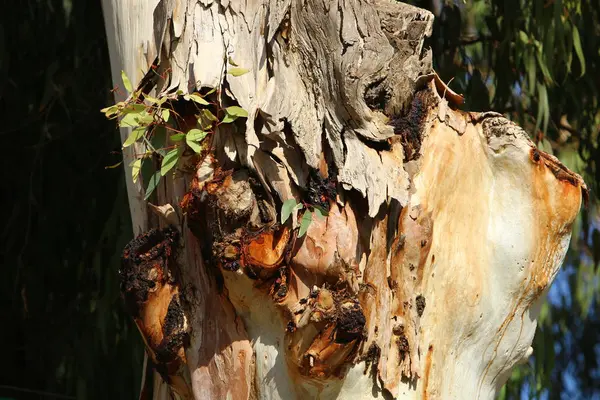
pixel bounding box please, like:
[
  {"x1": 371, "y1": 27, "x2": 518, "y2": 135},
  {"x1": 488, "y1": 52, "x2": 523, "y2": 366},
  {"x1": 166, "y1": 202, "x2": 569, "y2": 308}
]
[{"x1": 102, "y1": 1, "x2": 587, "y2": 399}]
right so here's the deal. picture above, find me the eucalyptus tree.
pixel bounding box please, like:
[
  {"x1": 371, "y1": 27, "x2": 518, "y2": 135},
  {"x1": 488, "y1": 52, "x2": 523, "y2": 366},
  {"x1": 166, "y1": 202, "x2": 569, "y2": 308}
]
[{"x1": 102, "y1": 1, "x2": 586, "y2": 399}]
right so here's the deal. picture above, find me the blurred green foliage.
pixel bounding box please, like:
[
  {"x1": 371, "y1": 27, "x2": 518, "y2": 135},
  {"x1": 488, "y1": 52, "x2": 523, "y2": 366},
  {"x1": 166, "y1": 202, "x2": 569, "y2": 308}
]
[
  {"x1": 1, "y1": 0, "x2": 143, "y2": 399},
  {"x1": 2, "y1": 0, "x2": 599, "y2": 399}
]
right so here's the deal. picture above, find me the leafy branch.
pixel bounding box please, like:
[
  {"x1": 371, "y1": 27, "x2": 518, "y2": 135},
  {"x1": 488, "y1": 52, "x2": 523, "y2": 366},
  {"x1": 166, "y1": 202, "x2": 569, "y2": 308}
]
[{"x1": 101, "y1": 68, "x2": 249, "y2": 200}]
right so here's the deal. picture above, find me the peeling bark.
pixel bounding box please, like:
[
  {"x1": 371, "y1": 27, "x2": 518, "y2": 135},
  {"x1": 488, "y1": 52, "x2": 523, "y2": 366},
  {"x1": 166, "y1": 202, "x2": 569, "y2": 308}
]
[{"x1": 103, "y1": 1, "x2": 586, "y2": 399}]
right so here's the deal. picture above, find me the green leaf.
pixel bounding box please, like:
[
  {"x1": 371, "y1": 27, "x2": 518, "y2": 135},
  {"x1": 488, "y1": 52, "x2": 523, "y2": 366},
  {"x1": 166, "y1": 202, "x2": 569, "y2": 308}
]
[
  {"x1": 565, "y1": 25, "x2": 574, "y2": 74},
  {"x1": 205, "y1": 87, "x2": 217, "y2": 95},
  {"x1": 100, "y1": 105, "x2": 119, "y2": 117},
  {"x1": 518, "y1": 30, "x2": 529, "y2": 45},
  {"x1": 105, "y1": 161, "x2": 123, "y2": 169},
  {"x1": 136, "y1": 111, "x2": 154, "y2": 125},
  {"x1": 535, "y1": 83, "x2": 549, "y2": 134},
  {"x1": 170, "y1": 133, "x2": 185, "y2": 142},
  {"x1": 100, "y1": 105, "x2": 115, "y2": 113},
  {"x1": 198, "y1": 109, "x2": 218, "y2": 130},
  {"x1": 144, "y1": 171, "x2": 161, "y2": 200},
  {"x1": 541, "y1": 88, "x2": 550, "y2": 134},
  {"x1": 186, "y1": 139, "x2": 202, "y2": 153},
  {"x1": 187, "y1": 129, "x2": 208, "y2": 142},
  {"x1": 120, "y1": 108, "x2": 153, "y2": 127},
  {"x1": 228, "y1": 56, "x2": 239, "y2": 66},
  {"x1": 186, "y1": 129, "x2": 208, "y2": 153},
  {"x1": 572, "y1": 26, "x2": 586, "y2": 77},
  {"x1": 298, "y1": 211, "x2": 313, "y2": 237},
  {"x1": 225, "y1": 106, "x2": 248, "y2": 117},
  {"x1": 281, "y1": 199, "x2": 300, "y2": 224},
  {"x1": 535, "y1": 49, "x2": 553, "y2": 84},
  {"x1": 121, "y1": 70, "x2": 133, "y2": 93},
  {"x1": 151, "y1": 126, "x2": 168, "y2": 156},
  {"x1": 221, "y1": 113, "x2": 238, "y2": 124},
  {"x1": 119, "y1": 112, "x2": 138, "y2": 128},
  {"x1": 123, "y1": 126, "x2": 146, "y2": 147},
  {"x1": 144, "y1": 95, "x2": 160, "y2": 104},
  {"x1": 228, "y1": 67, "x2": 250, "y2": 76},
  {"x1": 526, "y1": 50, "x2": 536, "y2": 95},
  {"x1": 221, "y1": 106, "x2": 249, "y2": 123},
  {"x1": 119, "y1": 105, "x2": 150, "y2": 127},
  {"x1": 161, "y1": 148, "x2": 179, "y2": 176},
  {"x1": 124, "y1": 103, "x2": 146, "y2": 113},
  {"x1": 188, "y1": 93, "x2": 209, "y2": 105},
  {"x1": 131, "y1": 159, "x2": 142, "y2": 183},
  {"x1": 162, "y1": 109, "x2": 170, "y2": 122},
  {"x1": 141, "y1": 157, "x2": 154, "y2": 187},
  {"x1": 202, "y1": 109, "x2": 218, "y2": 121}
]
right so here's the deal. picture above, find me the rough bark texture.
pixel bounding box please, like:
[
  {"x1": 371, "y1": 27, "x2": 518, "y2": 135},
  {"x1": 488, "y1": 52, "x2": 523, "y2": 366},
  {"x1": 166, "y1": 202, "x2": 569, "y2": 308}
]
[{"x1": 102, "y1": 1, "x2": 587, "y2": 399}]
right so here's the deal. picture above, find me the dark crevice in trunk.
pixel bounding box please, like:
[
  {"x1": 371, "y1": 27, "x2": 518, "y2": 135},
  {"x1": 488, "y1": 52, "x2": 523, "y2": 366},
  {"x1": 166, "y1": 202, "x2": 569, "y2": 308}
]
[
  {"x1": 364, "y1": 78, "x2": 391, "y2": 112},
  {"x1": 390, "y1": 87, "x2": 438, "y2": 162}
]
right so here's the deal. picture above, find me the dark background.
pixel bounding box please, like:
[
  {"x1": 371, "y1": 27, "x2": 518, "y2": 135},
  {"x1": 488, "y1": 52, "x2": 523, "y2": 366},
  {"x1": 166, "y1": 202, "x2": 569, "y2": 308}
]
[
  {"x1": 1, "y1": 1, "x2": 143, "y2": 399},
  {"x1": 1, "y1": 0, "x2": 599, "y2": 399}
]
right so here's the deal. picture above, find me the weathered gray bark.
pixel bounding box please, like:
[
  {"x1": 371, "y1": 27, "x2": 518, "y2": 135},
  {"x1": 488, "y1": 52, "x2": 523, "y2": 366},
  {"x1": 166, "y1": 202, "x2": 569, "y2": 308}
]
[{"x1": 102, "y1": 1, "x2": 586, "y2": 399}]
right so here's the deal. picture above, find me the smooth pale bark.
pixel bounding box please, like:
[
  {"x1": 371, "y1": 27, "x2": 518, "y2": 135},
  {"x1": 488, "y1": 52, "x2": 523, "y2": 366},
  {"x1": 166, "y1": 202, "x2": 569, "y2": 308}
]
[{"x1": 102, "y1": 1, "x2": 586, "y2": 399}]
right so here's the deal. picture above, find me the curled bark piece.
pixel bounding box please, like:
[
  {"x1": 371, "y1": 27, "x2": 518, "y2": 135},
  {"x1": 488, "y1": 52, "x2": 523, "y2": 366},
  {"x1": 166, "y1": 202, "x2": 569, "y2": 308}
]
[
  {"x1": 433, "y1": 72, "x2": 465, "y2": 106},
  {"x1": 148, "y1": 203, "x2": 180, "y2": 227}
]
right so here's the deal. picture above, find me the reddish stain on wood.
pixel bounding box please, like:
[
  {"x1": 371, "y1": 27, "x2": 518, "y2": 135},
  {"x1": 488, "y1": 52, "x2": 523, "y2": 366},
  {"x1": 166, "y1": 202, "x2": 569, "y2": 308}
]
[{"x1": 423, "y1": 344, "x2": 434, "y2": 400}]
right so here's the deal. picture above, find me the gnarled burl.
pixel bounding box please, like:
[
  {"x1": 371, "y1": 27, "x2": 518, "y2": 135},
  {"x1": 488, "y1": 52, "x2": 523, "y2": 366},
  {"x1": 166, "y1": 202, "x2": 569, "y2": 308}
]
[{"x1": 105, "y1": 0, "x2": 586, "y2": 399}]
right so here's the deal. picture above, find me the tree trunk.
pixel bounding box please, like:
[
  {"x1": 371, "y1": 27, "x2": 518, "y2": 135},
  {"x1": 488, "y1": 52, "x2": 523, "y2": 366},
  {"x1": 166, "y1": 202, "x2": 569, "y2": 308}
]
[{"x1": 101, "y1": 1, "x2": 587, "y2": 399}]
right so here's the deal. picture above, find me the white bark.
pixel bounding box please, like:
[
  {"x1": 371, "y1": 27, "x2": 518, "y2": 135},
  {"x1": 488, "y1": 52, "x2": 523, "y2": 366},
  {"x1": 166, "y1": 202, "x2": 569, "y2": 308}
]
[
  {"x1": 102, "y1": 1, "x2": 586, "y2": 399},
  {"x1": 102, "y1": 0, "x2": 160, "y2": 235}
]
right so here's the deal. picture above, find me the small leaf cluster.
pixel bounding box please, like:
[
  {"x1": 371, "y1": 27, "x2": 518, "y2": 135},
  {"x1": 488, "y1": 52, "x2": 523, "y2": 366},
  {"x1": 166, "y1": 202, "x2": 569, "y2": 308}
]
[
  {"x1": 280, "y1": 199, "x2": 328, "y2": 238},
  {"x1": 101, "y1": 70, "x2": 249, "y2": 200}
]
